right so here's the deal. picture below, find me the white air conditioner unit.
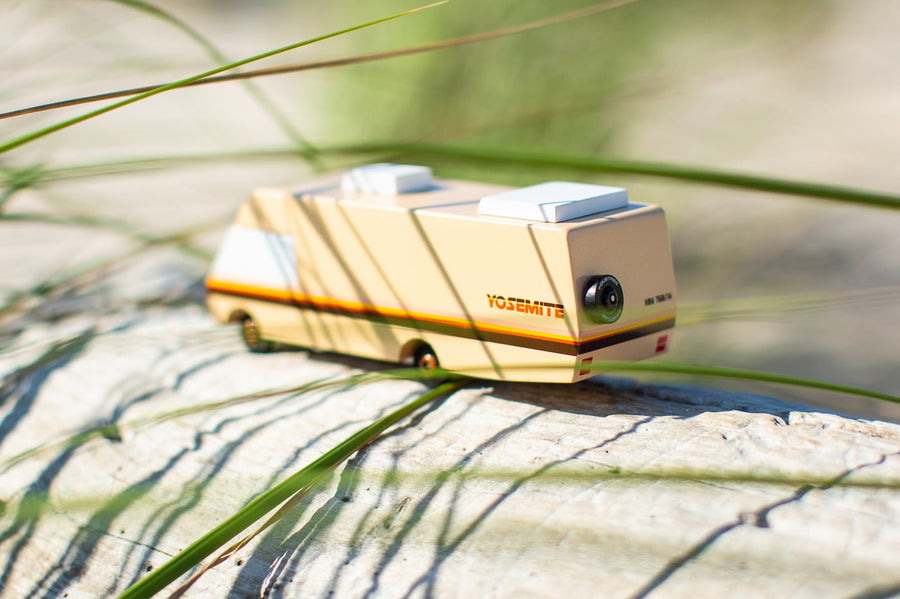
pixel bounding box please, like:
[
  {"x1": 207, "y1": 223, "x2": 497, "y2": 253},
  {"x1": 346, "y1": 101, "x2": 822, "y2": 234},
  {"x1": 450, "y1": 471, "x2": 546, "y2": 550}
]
[{"x1": 341, "y1": 163, "x2": 434, "y2": 195}]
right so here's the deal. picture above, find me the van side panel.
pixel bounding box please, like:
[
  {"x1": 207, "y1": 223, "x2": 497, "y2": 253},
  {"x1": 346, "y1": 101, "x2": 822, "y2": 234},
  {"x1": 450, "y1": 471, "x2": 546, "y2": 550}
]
[
  {"x1": 207, "y1": 181, "x2": 677, "y2": 383},
  {"x1": 277, "y1": 195, "x2": 579, "y2": 380}
]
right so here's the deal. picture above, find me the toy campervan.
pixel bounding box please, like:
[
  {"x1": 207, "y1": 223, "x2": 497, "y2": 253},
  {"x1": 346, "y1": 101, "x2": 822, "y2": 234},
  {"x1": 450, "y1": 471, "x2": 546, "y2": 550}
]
[{"x1": 206, "y1": 163, "x2": 676, "y2": 382}]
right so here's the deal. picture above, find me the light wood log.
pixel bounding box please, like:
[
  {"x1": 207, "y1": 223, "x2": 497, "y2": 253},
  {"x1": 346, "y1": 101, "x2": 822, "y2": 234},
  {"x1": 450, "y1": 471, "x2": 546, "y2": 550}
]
[{"x1": 1, "y1": 306, "x2": 899, "y2": 598}]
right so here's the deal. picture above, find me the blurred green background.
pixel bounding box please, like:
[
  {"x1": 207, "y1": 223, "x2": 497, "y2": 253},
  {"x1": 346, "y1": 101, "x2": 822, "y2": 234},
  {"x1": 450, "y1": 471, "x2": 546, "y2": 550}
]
[{"x1": 1, "y1": 0, "x2": 898, "y2": 419}]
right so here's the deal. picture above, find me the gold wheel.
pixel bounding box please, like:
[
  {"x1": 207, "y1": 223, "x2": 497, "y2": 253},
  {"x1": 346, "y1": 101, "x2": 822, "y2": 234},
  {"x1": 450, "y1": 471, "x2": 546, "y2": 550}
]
[
  {"x1": 241, "y1": 317, "x2": 272, "y2": 353},
  {"x1": 414, "y1": 344, "x2": 439, "y2": 370}
]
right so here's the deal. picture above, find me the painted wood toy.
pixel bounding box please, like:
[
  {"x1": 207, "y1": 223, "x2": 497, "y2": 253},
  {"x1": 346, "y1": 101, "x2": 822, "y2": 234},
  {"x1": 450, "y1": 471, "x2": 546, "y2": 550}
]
[{"x1": 206, "y1": 163, "x2": 676, "y2": 382}]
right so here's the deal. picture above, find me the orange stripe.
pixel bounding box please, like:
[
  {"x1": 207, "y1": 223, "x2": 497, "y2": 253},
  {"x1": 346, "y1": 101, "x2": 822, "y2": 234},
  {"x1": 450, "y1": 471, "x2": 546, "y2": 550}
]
[{"x1": 205, "y1": 278, "x2": 674, "y2": 346}]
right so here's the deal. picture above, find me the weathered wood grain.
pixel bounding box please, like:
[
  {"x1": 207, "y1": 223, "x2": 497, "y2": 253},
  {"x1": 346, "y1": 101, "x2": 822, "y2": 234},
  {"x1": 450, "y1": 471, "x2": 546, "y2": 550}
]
[{"x1": 1, "y1": 306, "x2": 899, "y2": 598}]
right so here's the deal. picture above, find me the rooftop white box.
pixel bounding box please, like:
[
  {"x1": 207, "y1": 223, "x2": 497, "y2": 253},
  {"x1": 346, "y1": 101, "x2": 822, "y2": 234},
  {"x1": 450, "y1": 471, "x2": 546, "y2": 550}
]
[
  {"x1": 478, "y1": 181, "x2": 628, "y2": 222},
  {"x1": 341, "y1": 163, "x2": 433, "y2": 195}
]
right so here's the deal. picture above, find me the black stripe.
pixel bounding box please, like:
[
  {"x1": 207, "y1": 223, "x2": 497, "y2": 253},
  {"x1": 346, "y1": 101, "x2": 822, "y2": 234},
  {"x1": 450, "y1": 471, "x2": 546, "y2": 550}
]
[
  {"x1": 210, "y1": 287, "x2": 674, "y2": 356},
  {"x1": 578, "y1": 317, "x2": 675, "y2": 353}
]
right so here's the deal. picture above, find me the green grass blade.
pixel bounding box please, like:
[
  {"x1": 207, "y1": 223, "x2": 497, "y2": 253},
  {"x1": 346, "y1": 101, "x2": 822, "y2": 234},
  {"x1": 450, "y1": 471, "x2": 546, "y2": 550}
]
[
  {"x1": 676, "y1": 287, "x2": 900, "y2": 326},
  {"x1": 17, "y1": 144, "x2": 898, "y2": 210},
  {"x1": 0, "y1": 0, "x2": 636, "y2": 120},
  {"x1": 0, "y1": 211, "x2": 215, "y2": 260},
  {"x1": 377, "y1": 464, "x2": 900, "y2": 490},
  {"x1": 0, "y1": 217, "x2": 217, "y2": 324},
  {"x1": 103, "y1": 0, "x2": 235, "y2": 55},
  {"x1": 1, "y1": 151, "x2": 297, "y2": 186},
  {"x1": 585, "y1": 360, "x2": 900, "y2": 404},
  {"x1": 10, "y1": 460, "x2": 899, "y2": 530},
  {"x1": 103, "y1": 0, "x2": 319, "y2": 157},
  {"x1": 0, "y1": 164, "x2": 45, "y2": 211},
  {"x1": 0, "y1": 1, "x2": 447, "y2": 155},
  {"x1": 117, "y1": 378, "x2": 465, "y2": 599},
  {"x1": 0, "y1": 371, "x2": 384, "y2": 473},
  {"x1": 0, "y1": 328, "x2": 96, "y2": 387},
  {"x1": 337, "y1": 143, "x2": 900, "y2": 210}
]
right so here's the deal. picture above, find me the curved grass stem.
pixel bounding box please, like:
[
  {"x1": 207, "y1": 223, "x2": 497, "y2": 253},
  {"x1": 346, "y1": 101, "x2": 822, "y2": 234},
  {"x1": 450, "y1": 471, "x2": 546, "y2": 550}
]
[
  {"x1": 0, "y1": 1, "x2": 448, "y2": 155},
  {"x1": 117, "y1": 378, "x2": 466, "y2": 599}
]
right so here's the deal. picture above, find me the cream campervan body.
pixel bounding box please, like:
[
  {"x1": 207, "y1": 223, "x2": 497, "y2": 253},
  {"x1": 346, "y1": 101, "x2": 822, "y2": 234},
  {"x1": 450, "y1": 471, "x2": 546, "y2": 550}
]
[{"x1": 206, "y1": 164, "x2": 677, "y2": 382}]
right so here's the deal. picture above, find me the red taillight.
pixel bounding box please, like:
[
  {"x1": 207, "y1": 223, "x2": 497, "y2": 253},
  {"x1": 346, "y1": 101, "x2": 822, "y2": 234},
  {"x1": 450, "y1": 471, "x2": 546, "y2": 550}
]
[{"x1": 655, "y1": 335, "x2": 669, "y2": 353}]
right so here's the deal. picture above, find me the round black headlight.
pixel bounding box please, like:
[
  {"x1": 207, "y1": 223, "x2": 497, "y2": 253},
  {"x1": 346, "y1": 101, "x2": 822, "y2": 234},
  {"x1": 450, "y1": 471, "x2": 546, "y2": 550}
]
[{"x1": 584, "y1": 275, "x2": 624, "y2": 324}]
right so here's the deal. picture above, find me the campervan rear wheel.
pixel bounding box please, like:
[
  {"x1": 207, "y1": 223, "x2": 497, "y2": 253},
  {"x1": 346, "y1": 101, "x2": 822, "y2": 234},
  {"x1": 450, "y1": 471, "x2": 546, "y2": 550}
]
[
  {"x1": 241, "y1": 316, "x2": 273, "y2": 353},
  {"x1": 414, "y1": 344, "x2": 439, "y2": 371}
]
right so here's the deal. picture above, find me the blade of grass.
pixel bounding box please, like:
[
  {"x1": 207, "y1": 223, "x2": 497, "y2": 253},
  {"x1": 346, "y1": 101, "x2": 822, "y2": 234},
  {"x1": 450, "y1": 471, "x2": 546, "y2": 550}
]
[
  {"x1": 0, "y1": 1, "x2": 447, "y2": 155},
  {"x1": 0, "y1": 327, "x2": 97, "y2": 391},
  {"x1": 0, "y1": 164, "x2": 45, "y2": 211},
  {"x1": 431, "y1": 360, "x2": 899, "y2": 405},
  {"x1": 333, "y1": 143, "x2": 900, "y2": 210},
  {"x1": 0, "y1": 366, "x2": 457, "y2": 473},
  {"x1": 0, "y1": 371, "x2": 384, "y2": 473},
  {"x1": 1, "y1": 150, "x2": 298, "y2": 186},
  {"x1": 676, "y1": 286, "x2": 900, "y2": 326},
  {"x1": 586, "y1": 360, "x2": 900, "y2": 404},
  {"x1": 456, "y1": 464, "x2": 900, "y2": 488},
  {"x1": 118, "y1": 378, "x2": 466, "y2": 599},
  {"x1": 14, "y1": 459, "x2": 900, "y2": 524},
  {"x1": 100, "y1": 0, "x2": 319, "y2": 159},
  {"x1": 14, "y1": 144, "x2": 900, "y2": 210},
  {"x1": 354, "y1": 463, "x2": 900, "y2": 490},
  {"x1": 0, "y1": 211, "x2": 215, "y2": 260},
  {"x1": 0, "y1": 218, "x2": 218, "y2": 328},
  {"x1": 0, "y1": 0, "x2": 638, "y2": 120}
]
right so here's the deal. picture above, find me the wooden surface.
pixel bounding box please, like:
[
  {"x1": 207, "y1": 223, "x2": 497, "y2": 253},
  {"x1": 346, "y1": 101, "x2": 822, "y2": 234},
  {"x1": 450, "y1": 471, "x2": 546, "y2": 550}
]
[
  {"x1": 2, "y1": 2, "x2": 900, "y2": 596},
  {"x1": 1, "y1": 305, "x2": 899, "y2": 598}
]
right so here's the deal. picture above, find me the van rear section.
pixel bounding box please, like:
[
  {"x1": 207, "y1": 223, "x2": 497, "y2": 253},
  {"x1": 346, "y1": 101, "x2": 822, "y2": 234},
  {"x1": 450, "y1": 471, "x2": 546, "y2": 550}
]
[
  {"x1": 566, "y1": 205, "x2": 677, "y2": 381},
  {"x1": 206, "y1": 165, "x2": 676, "y2": 383}
]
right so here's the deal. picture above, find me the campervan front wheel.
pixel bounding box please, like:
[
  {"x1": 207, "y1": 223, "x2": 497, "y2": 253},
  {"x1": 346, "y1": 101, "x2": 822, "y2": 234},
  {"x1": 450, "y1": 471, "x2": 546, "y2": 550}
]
[
  {"x1": 241, "y1": 316, "x2": 273, "y2": 353},
  {"x1": 414, "y1": 344, "x2": 439, "y2": 371}
]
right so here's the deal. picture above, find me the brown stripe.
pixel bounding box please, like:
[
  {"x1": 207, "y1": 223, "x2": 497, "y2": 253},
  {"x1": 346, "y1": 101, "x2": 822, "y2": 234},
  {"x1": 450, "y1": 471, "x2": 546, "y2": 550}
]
[
  {"x1": 578, "y1": 317, "x2": 675, "y2": 353},
  {"x1": 208, "y1": 284, "x2": 673, "y2": 356}
]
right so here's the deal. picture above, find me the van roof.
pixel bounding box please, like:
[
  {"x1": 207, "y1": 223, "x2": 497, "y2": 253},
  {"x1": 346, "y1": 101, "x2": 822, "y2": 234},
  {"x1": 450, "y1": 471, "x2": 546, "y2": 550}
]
[{"x1": 275, "y1": 173, "x2": 637, "y2": 230}]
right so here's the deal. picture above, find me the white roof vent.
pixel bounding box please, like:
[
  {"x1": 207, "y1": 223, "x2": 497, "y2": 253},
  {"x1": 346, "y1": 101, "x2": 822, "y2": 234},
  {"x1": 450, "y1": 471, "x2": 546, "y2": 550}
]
[
  {"x1": 478, "y1": 182, "x2": 628, "y2": 222},
  {"x1": 341, "y1": 163, "x2": 433, "y2": 195}
]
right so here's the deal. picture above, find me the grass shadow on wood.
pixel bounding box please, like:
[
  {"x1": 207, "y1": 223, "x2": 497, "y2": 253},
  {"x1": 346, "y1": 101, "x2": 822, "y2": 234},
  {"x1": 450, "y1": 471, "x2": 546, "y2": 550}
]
[
  {"x1": 400, "y1": 414, "x2": 650, "y2": 598},
  {"x1": 114, "y1": 384, "x2": 412, "y2": 594},
  {"x1": 227, "y1": 387, "x2": 462, "y2": 597},
  {"x1": 0, "y1": 329, "x2": 96, "y2": 451}
]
